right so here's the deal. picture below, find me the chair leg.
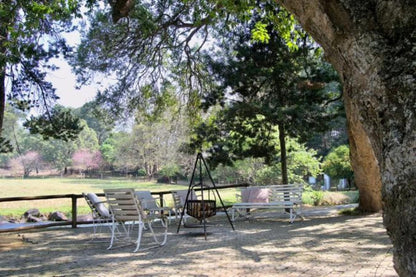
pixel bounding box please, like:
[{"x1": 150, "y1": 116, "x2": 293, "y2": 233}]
[
  {"x1": 146, "y1": 217, "x2": 168, "y2": 247},
  {"x1": 289, "y1": 208, "x2": 294, "y2": 224},
  {"x1": 133, "y1": 221, "x2": 144, "y2": 252},
  {"x1": 183, "y1": 210, "x2": 188, "y2": 224},
  {"x1": 91, "y1": 216, "x2": 98, "y2": 240},
  {"x1": 107, "y1": 217, "x2": 116, "y2": 250},
  {"x1": 159, "y1": 217, "x2": 168, "y2": 246}
]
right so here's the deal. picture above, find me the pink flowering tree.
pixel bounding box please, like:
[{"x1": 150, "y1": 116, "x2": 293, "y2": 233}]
[
  {"x1": 8, "y1": 151, "x2": 42, "y2": 177},
  {"x1": 72, "y1": 149, "x2": 103, "y2": 175}
]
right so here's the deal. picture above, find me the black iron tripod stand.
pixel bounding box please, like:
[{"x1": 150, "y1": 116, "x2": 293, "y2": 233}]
[{"x1": 176, "y1": 152, "x2": 235, "y2": 239}]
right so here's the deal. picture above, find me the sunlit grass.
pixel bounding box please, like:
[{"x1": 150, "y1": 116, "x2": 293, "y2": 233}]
[
  {"x1": 0, "y1": 177, "x2": 180, "y2": 197},
  {"x1": 0, "y1": 177, "x2": 358, "y2": 218},
  {"x1": 0, "y1": 177, "x2": 239, "y2": 217}
]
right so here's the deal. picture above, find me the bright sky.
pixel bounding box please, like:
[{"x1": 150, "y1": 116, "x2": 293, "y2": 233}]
[
  {"x1": 45, "y1": 28, "x2": 100, "y2": 109},
  {"x1": 47, "y1": 59, "x2": 97, "y2": 108}
]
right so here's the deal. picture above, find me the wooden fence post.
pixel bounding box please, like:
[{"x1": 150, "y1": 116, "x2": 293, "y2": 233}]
[
  {"x1": 159, "y1": 193, "x2": 164, "y2": 208},
  {"x1": 72, "y1": 195, "x2": 77, "y2": 228}
]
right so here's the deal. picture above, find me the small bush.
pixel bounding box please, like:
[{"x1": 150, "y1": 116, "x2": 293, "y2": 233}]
[
  {"x1": 303, "y1": 189, "x2": 358, "y2": 206},
  {"x1": 320, "y1": 192, "x2": 350, "y2": 205},
  {"x1": 311, "y1": 190, "x2": 325, "y2": 205}
]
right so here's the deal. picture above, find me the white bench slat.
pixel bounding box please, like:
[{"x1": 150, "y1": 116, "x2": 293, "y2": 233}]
[{"x1": 230, "y1": 184, "x2": 303, "y2": 223}]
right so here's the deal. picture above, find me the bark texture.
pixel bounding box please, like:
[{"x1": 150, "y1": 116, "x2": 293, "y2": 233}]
[
  {"x1": 278, "y1": 0, "x2": 416, "y2": 275},
  {"x1": 345, "y1": 95, "x2": 383, "y2": 212},
  {"x1": 278, "y1": 125, "x2": 288, "y2": 185},
  {"x1": 285, "y1": 1, "x2": 384, "y2": 213}
]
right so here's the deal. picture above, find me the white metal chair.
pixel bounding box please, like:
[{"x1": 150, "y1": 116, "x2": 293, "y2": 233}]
[
  {"x1": 135, "y1": 191, "x2": 172, "y2": 223},
  {"x1": 104, "y1": 188, "x2": 168, "y2": 252},
  {"x1": 82, "y1": 192, "x2": 112, "y2": 239},
  {"x1": 171, "y1": 190, "x2": 198, "y2": 223}
]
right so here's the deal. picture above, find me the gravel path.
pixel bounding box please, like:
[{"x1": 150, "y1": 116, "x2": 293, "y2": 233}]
[{"x1": 0, "y1": 208, "x2": 397, "y2": 276}]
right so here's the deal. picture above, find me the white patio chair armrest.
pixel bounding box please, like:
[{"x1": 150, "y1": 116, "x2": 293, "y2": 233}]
[{"x1": 140, "y1": 199, "x2": 155, "y2": 209}]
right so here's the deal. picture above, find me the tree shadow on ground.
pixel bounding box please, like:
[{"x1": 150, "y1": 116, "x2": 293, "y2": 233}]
[{"x1": 0, "y1": 213, "x2": 396, "y2": 276}]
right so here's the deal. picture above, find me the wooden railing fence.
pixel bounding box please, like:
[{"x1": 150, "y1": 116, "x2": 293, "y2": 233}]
[{"x1": 0, "y1": 183, "x2": 250, "y2": 233}]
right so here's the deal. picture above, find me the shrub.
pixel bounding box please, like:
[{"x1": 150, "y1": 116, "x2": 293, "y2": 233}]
[
  {"x1": 320, "y1": 192, "x2": 351, "y2": 205},
  {"x1": 302, "y1": 187, "x2": 358, "y2": 206},
  {"x1": 311, "y1": 190, "x2": 325, "y2": 205}
]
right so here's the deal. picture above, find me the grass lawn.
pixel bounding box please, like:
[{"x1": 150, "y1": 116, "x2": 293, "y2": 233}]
[
  {"x1": 0, "y1": 177, "x2": 240, "y2": 217},
  {"x1": 0, "y1": 177, "x2": 359, "y2": 218}
]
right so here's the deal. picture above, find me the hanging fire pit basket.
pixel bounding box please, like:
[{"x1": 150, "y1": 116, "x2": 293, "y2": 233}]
[{"x1": 187, "y1": 200, "x2": 216, "y2": 221}]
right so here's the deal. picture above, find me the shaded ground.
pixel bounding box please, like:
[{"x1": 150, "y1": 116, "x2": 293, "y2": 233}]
[{"x1": 0, "y1": 208, "x2": 397, "y2": 276}]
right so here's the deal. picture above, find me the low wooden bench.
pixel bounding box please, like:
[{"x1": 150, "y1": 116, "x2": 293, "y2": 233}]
[{"x1": 230, "y1": 184, "x2": 303, "y2": 223}]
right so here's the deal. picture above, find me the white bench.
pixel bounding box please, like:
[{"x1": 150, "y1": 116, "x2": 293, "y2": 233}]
[{"x1": 230, "y1": 184, "x2": 303, "y2": 223}]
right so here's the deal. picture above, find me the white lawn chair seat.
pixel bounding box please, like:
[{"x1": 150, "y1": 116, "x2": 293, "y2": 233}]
[
  {"x1": 171, "y1": 190, "x2": 198, "y2": 223},
  {"x1": 83, "y1": 192, "x2": 112, "y2": 239},
  {"x1": 104, "y1": 188, "x2": 168, "y2": 252},
  {"x1": 135, "y1": 191, "x2": 172, "y2": 223}
]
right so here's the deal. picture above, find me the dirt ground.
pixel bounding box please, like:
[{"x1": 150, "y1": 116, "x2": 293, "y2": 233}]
[{"x1": 0, "y1": 209, "x2": 398, "y2": 277}]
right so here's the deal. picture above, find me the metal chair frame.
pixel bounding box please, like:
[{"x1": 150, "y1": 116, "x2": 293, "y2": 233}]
[
  {"x1": 104, "y1": 188, "x2": 168, "y2": 252},
  {"x1": 82, "y1": 192, "x2": 112, "y2": 239}
]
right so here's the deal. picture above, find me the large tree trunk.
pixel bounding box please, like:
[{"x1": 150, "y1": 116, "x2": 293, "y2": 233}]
[
  {"x1": 0, "y1": 12, "x2": 7, "y2": 135},
  {"x1": 0, "y1": 71, "x2": 5, "y2": 134},
  {"x1": 345, "y1": 94, "x2": 383, "y2": 212},
  {"x1": 278, "y1": 124, "x2": 288, "y2": 184},
  {"x1": 279, "y1": 0, "x2": 416, "y2": 275}
]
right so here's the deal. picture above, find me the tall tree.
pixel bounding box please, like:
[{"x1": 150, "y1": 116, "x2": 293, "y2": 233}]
[
  {"x1": 277, "y1": 0, "x2": 416, "y2": 274},
  {"x1": 0, "y1": 0, "x2": 85, "y2": 151},
  {"x1": 87, "y1": 0, "x2": 384, "y2": 215},
  {"x1": 75, "y1": 0, "x2": 416, "y2": 274},
  {"x1": 40, "y1": 138, "x2": 77, "y2": 174},
  {"x1": 120, "y1": 109, "x2": 189, "y2": 179},
  {"x1": 8, "y1": 150, "x2": 42, "y2": 177},
  {"x1": 75, "y1": 100, "x2": 115, "y2": 145},
  {"x1": 71, "y1": 0, "x2": 257, "y2": 120},
  {"x1": 191, "y1": 7, "x2": 340, "y2": 183},
  {"x1": 323, "y1": 145, "x2": 354, "y2": 189}
]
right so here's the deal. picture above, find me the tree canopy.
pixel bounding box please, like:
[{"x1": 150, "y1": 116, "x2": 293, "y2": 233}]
[
  {"x1": 188, "y1": 5, "x2": 341, "y2": 183},
  {"x1": 0, "y1": 0, "x2": 93, "y2": 151}
]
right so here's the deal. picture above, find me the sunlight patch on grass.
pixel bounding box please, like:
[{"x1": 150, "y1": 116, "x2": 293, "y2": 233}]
[{"x1": 0, "y1": 177, "x2": 239, "y2": 217}]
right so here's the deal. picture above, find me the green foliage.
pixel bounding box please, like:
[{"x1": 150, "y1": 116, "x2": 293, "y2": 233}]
[
  {"x1": 251, "y1": 22, "x2": 270, "y2": 43},
  {"x1": 255, "y1": 164, "x2": 282, "y2": 185},
  {"x1": 74, "y1": 120, "x2": 99, "y2": 151},
  {"x1": 323, "y1": 145, "x2": 353, "y2": 180},
  {"x1": 0, "y1": 106, "x2": 24, "y2": 153},
  {"x1": 191, "y1": 4, "x2": 341, "y2": 175},
  {"x1": 72, "y1": 0, "x2": 309, "y2": 122},
  {"x1": 23, "y1": 106, "x2": 83, "y2": 141},
  {"x1": 285, "y1": 139, "x2": 322, "y2": 183},
  {"x1": 0, "y1": 137, "x2": 13, "y2": 153},
  {"x1": 0, "y1": 0, "x2": 84, "y2": 150},
  {"x1": 102, "y1": 131, "x2": 131, "y2": 170},
  {"x1": 302, "y1": 186, "x2": 358, "y2": 206},
  {"x1": 103, "y1": 106, "x2": 191, "y2": 178},
  {"x1": 311, "y1": 190, "x2": 325, "y2": 206},
  {"x1": 100, "y1": 136, "x2": 116, "y2": 165},
  {"x1": 73, "y1": 0, "x2": 212, "y2": 117},
  {"x1": 210, "y1": 138, "x2": 321, "y2": 185},
  {"x1": 137, "y1": 168, "x2": 146, "y2": 176},
  {"x1": 0, "y1": 104, "x2": 100, "y2": 172},
  {"x1": 302, "y1": 187, "x2": 324, "y2": 206},
  {"x1": 74, "y1": 100, "x2": 115, "y2": 145},
  {"x1": 159, "y1": 163, "x2": 181, "y2": 182},
  {"x1": 39, "y1": 138, "x2": 76, "y2": 171}
]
